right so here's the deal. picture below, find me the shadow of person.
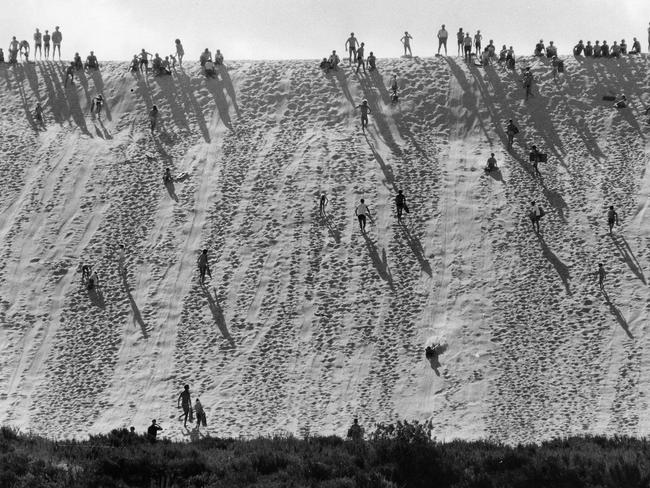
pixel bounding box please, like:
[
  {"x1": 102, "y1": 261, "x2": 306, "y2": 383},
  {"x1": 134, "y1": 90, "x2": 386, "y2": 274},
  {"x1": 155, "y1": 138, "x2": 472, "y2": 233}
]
[
  {"x1": 604, "y1": 293, "x2": 633, "y2": 338},
  {"x1": 165, "y1": 180, "x2": 179, "y2": 202},
  {"x1": 612, "y1": 235, "x2": 646, "y2": 284},
  {"x1": 485, "y1": 168, "x2": 504, "y2": 182},
  {"x1": 203, "y1": 286, "x2": 235, "y2": 348},
  {"x1": 364, "y1": 134, "x2": 397, "y2": 191},
  {"x1": 122, "y1": 272, "x2": 148, "y2": 338},
  {"x1": 98, "y1": 119, "x2": 112, "y2": 140},
  {"x1": 363, "y1": 232, "x2": 394, "y2": 289},
  {"x1": 87, "y1": 286, "x2": 106, "y2": 309},
  {"x1": 537, "y1": 233, "x2": 571, "y2": 295},
  {"x1": 322, "y1": 214, "x2": 341, "y2": 244},
  {"x1": 218, "y1": 65, "x2": 240, "y2": 115},
  {"x1": 399, "y1": 220, "x2": 432, "y2": 277}
]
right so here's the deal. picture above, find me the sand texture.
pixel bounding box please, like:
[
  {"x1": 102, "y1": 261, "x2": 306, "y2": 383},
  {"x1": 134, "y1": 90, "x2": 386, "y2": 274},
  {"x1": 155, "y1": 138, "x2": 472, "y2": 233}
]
[{"x1": 0, "y1": 55, "x2": 649, "y2": 443}]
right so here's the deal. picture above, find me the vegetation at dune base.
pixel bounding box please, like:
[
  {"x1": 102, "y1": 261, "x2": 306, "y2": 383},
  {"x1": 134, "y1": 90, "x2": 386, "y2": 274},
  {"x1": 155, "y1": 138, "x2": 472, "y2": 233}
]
[{"x1": 2, "y1": 423, "x2": 650, "y2": 488}]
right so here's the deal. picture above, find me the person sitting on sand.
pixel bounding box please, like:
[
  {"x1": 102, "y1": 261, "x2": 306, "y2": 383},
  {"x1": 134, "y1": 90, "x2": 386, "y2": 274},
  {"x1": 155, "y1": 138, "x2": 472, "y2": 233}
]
[
  {"x1": 151, "y1": 53, "x2": 163, "y2": 76},
  {"x1": 129, "y1": 55, "x2": 139, "y2": 73},
  {"x1": 534, "y1": 39, "x2": 545, "y2": 56},
  {"x1": 199, "y1": 48, "x2": 212, "y2": 66},
  {"x1": 425, "y1": 344, "x2": 439, "y2": 359},
  {"x1": 601, "y1": 40, "x2": 610, "y2": 57},
  {"x1": 19, "y1": 40, "x2": 30, "y2": 62},
  {"x1": 485, "y1": 153, "x2": 498, "y2": 173},
  {"x1": 319, "y1": 57, "x2": 329, "y2": 70},
  {"x1": 214, "y1": 49, "x2": 224, "y2": 66},
  {"x1": 73, "y1": 52, "x2": 83, "y2": 70},
  {"x1": 65, "y1": 62, "x2": 75, "y2": 86},
  {"x1": 162, "y1": 56, "x2": 172, "y2": 75},
  {"x1": 630, "y1": 38, "x2": 641, "y2": 55},
  {"x1": 204, "y1": 59, "x2": 216, "y2": 78},
  {"x1": 328, "y1": 50, "x2": 340, "y2": 71},
  {"x1": 367, "y1": 51, "x2": 376, "y2": 71},
  {"x1": 85, "y1": 51, "x2": 99, "y2": 70},
  {"x1": 610, "y1": 41, "x2": 621, "y2": 58},
  {"x1": 584, "y1": 41, "x2": 593, "y2": 57}
]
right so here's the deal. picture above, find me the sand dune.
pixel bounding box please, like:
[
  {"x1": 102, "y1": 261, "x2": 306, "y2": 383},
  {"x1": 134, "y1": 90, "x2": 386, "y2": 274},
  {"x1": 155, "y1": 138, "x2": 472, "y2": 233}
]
[{"x1": 0, "y1": 55, "x2": 649, "y2": 443}]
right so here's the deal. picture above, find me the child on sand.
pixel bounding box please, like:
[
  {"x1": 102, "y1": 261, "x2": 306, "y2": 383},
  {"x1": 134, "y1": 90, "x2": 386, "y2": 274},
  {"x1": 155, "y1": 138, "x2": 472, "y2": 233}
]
[
  {"x1": 522, "y1": 67, "x2": 534, "y2": 100},
  {"x1": 528, "y1": 201, "x2": 545, "y2": 233},
  {"x1": 355, "y1": 99, "x2": 371, "y2": 131},
  {"x1": 355, "y1": 199, "x2": 371, "y2": 232},
  {"x1": 607, "y1": 206, "x2": 619, "y2": 234},
  {"x1": 367, "y1": 51, "x2": 376, "y2": 71}
]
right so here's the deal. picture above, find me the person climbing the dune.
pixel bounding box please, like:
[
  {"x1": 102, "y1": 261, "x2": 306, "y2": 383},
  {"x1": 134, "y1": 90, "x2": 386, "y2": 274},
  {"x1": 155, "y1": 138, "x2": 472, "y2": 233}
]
[
  {"x1": 395, "y1": 189, "x2": 409, "y2": 220},
  {"x1": 91, "y1": 94, "x2": 104, "y2": 119},
  {"x1": 355, "y1": 99, "x2": 371, "y2": 131},
  {"x1": 530, "y1": 145, "x2": 542, "y2": 176},
  {"x1": 163, "y1": 168, "x2": 174, "y2": 184},
  {"x1": 177, "y1": 384, "x2": 192, "y2": 428},
  {"x1": 607, "y1": 205, "x2": 619, "y2": 234},
  {"x1": 197, "y1": 249, "x2": 211, "y2": 284},
  {"x1": 596, "y1": 263, "x2": 607, "y2": 289},
  {"x1": 522, "y1": 67, "x2": 534, "y2": 100},
  {"x1": 389, "y1": 74, "x2": 398, "y2": 101},
  {"x1": 345, "y1": 32, "x2": 358, "y2": 65},
  {"x1": 149, "y1": 105, "x2": 159, "y2": 133},
  {"x1": 34, "y1": 102, "x2": 44, "y2": 126},
  {"x1": 506, "y1": 119, "x2": 519, "y2": 148},
  {"x1": 355, "y1": 198, "x2": 371, "y2": 232},
  {"x1": 319, "y1": 193, "x2": 328, "y2": 216},
  {"x1": 528, "y1": 200, "x2": 545, "y2": 233}
]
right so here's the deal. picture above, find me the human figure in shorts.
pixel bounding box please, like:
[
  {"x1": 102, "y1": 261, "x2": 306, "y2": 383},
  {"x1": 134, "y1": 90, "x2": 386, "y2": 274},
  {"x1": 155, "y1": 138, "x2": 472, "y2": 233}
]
[
  {"x1": 355, "y1": 99, "x2": 371, "y2": 131},
  {"x1": 149, "y1": 105, "x2": 159, "y2": 133},
  {"x1": 356, "y1": 42, "x2": 366, "y2": 74},
  {"x1": 530, "y1": 145, "x2": 542, "y2": 176},
  {"x1": 345, "y1": 33, "x2": 358, "y2": 65},
  {"x1": 51, "y1": 26, "x2": 62, "y2": 60},
  {"x1": 474, "y1": 30, "x2": 482, "y2": 55},
  {"x1": 607, "y1": 206, "x2": 619, "y2": 234},
  {"x1": 43, "y1": 30, "x2": 50, "y2": 59},
  {"x1": 117, "y1": 244, "x2": 126, "y2": 276},
  {"x1": 506, "y1": 119, "x2": 518, "y2": 148},
  {"x1": 197, "y1": 249, "x2": 211, "y2": 284},
  {"x1": 91, "y1": 94, "x2": 104, "y2": 119},
  {"x1": 177, "y1": 385, "x2": 192, "y2": 428},
  {"x1": 463, "y1": 33, "x2": 472, "y2": 61},
  {"x1": 401, "y1": 31, "x2": 412, "y2": 56},
  {"x1": 33, "y1": 29, "x2": 42, "y2": 60},
  {"x1": 355, "y1": 199, "x2": 371, "y2": 232},
  {"x1": 528, "y1": 201, "x2": 543, "y2": 233},
  {"x1": 437, "y1": 24, "x2": 448, "y2": 55}
]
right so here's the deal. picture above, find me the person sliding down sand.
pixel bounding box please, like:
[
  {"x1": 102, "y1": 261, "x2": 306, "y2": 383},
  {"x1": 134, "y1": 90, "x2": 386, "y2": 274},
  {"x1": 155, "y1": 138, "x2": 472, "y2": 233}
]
[
  {"x1": 355, "y1": 99, "x2": 371, "y2": 131},
  {"x1": 197, "y1": 249, "x2": 212, "y2": 284},
  {"x1": 355, "y1": 199, "x2": 371, "y2": 232}
]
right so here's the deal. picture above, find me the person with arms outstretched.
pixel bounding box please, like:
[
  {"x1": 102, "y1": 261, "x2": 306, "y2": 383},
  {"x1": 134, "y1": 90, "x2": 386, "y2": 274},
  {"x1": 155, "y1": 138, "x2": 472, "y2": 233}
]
[
  {"x1": 355, "y1": 199, "x2": 370, "y2": 232},
  {"x1": 177, "y1": 385, "x2": 192, "y2": 428},
  {"x1": 401, "y1": 31, "x2": 412, "y2": 56},
  {"x1": 355, "y1": 99, "x2": 371, "y2": 131},
  {"x1": 345, "y1": 33, "x2": 358, "y2": 65}
]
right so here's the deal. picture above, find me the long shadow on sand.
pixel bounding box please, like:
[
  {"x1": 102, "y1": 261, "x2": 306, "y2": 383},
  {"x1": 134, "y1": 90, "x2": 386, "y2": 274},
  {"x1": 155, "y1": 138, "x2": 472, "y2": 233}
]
[
  {"x1": 88, "y1": 286, "x2": 106, "y2": 309},
  {"x1": 321, "y1": 213, "x2": 341, "y2": 244},
  {"x1": 203, "y1": 286, "x2": 235, "y2": 348},
  {"x1": 537, "y1": 233, "x2": 571, "y2": 295},
  {"x1": 177, "y1": 71, "x2": 211, "y2": 142},
  {"x1": 602, "y1": 289, "x2": 633, "y2": 339},
  {"x1": 122, "y1": 273, "x2": 148, "y2": 338},
  {"x1": 399, "y1": 220, "x2": 432, "y2": 277},
  {"x1": 363, "y1": 232, "x2": 394, "y2": 289},
  {"x1": 611, "y1": 234, "x2": 646, "y2": 284}
]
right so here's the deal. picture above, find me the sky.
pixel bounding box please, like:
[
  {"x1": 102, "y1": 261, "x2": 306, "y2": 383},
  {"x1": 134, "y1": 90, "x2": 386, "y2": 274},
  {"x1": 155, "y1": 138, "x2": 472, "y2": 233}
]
[{"x1": 3, "y1": 0, "x2": 649, "y2": 61}]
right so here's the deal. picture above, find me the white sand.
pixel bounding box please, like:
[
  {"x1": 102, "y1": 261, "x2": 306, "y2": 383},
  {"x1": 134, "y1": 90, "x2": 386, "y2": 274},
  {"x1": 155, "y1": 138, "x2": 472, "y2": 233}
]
[{"x1": 0, "y1": 56, "x2": 649, "y2": 443}]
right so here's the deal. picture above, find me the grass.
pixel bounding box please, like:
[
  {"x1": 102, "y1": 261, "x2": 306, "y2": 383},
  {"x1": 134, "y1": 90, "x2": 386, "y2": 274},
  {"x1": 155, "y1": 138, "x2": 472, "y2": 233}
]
[{"x1": 2, "y1": 423, "x2": 650, "y2": 487}]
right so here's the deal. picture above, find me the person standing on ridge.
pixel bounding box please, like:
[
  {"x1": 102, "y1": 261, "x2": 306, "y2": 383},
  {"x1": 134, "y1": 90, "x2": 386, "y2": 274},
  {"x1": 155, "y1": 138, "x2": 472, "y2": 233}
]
[
  {"x1": 43, "y1": 29, "x2": 50, "y2": 59},
  {"x1": 506, "y1": 119, "x2": 519, "y2": 148},
  {"x1": 395, "y1": 190, "x2": 409, "y2": 220},
  {"x1": 197, "y1": 249, "x2": 211, "y2": 284},
  {"x1": 175, "y1": 39, "x2": 184, "y2": 67},
  {"x1": 437, "y1": 24, "x2": 448, "y2": 55},
  {"x1": 474, "y1": 30, "x2": 482, "y2": 55},
  {"x1": 33, "y1": 28, "x2": 42, "y2": 60},
  {"x1": 355, "y1": 99, "x2": 371, "y2": 131},
  {"x1": 355, "y1": 199, "x2": 371, "y2": 232},
  {"x1": 463, "y1": 33, "x2": 472, "y2": 61},
  {"x1": 456, "y1": 28, "x2": 464, "y2": 56},
  {"x1": 51, "y1": 26, "x2": 62, "y2": 60},
  {"x1": 607, "y1": 206, "x2": 619, "y2": 234},
  {"x1": 345, "y1": 32, "x2": 359, "y2": 66},
  {"x1": 356, "y1": 42, "x2": 366, "y2": 74},
  {"x1": 147, "y1": 420, "x2": 163, "y2": 443},
  {"x1": 177, "y1": 385, "x2": 192, "y2": 428},
  {"x1": 319, "y1": 193, "x2": 328, "y2": 216},
  {"x1": 401, "y1": 31, "x2": 413, "y2": 56},
  {"x1": 139, "y1": 49, "x2": 152, "y2": 72}
]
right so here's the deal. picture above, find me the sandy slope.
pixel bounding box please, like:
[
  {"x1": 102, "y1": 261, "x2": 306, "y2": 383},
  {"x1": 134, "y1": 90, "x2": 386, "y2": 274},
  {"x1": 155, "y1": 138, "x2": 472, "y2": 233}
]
[{"x1": 0, "y1": 55, "x2": 649, "y2": 443}]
